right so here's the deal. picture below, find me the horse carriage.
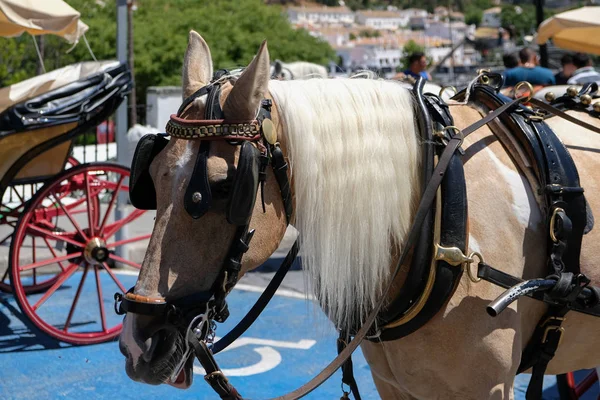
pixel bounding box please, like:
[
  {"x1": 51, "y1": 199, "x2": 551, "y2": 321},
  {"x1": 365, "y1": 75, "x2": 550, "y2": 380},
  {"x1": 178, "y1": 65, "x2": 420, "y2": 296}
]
[{"x1": 0, "y1": 60, "x2": 152, "y2": 345}]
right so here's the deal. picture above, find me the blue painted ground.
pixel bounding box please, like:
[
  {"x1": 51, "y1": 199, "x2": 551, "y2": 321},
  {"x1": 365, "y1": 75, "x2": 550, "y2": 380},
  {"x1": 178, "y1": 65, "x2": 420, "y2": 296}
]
[
  {"x1": 0, "y1": 271, "x2": 597, "y2": 399},
  {"x1": 0, "y1": 273, "x2": 377, "y2": 400}
]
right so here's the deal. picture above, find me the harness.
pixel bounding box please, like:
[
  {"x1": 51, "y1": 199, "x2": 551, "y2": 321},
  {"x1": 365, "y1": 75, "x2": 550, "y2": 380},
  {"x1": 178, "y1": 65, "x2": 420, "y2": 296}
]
[{"x1": 114, "y1": 72, "x2": 600, "y2": 400}]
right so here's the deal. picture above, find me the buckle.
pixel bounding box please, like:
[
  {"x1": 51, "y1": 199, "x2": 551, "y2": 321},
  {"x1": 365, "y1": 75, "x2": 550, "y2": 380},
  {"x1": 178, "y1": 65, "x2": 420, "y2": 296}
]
[
  {"x1": 204, "y1": 370, "x2": 229, "y2": 383},
  {"x1": 540, "y1": 316, "x2": 565, "y2": 346},
  {"x1": 541, "y1": 325, "x2": 565, "y2": 346}
]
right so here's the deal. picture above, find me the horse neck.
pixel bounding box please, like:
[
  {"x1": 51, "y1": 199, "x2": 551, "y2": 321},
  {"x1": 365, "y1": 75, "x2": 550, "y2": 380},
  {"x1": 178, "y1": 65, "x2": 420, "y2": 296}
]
[{"x1": 269, "y1": 78, "x2": 422, "y2": 330}]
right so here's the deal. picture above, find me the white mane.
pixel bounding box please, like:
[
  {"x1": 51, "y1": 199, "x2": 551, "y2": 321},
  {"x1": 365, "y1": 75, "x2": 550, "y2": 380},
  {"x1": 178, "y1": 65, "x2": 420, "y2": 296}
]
[{"x1": 269, "y1": 79, "x2": 421, "y2": 330}]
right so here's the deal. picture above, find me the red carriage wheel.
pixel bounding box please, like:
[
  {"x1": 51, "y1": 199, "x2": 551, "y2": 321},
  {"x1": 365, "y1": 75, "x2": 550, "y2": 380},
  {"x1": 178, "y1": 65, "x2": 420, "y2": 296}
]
[
  {"x1": 0, "y1": 158, "x2": 94, "y2": 294},
  {"x1": 0, "y1": 184, "x2": 58, "y2": 293},
  {"x1": 557, "y1": 371, "x2": 599, "y2": 399},
  {"x1": 9, "y1": 162, "x2": 151, "y2": 345}
]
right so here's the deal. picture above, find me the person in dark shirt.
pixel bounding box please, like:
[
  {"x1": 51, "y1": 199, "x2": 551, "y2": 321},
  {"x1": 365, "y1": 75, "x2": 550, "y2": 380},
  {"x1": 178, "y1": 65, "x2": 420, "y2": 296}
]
[
  {"x1": 503, "y1": 47, "x2": 555, "y2": 87},
  {"x1": 503, "y1": 52, "x2": 521, "y2": 70},
  {"x1": 403, "y1": 52, "x2": 431, "y2": 81},
  {"x1": 554, "y1": 54, "x2": 576, "y2": 85}
]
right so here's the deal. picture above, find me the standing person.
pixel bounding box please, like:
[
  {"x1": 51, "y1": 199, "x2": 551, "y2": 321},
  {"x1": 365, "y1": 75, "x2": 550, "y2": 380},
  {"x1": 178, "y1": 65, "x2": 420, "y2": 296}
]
[
  {"x1": 503, "y1": 47, "x2": 555, "y2": 87},
  {"x1": 567, "y1": 53, "x2": 600, "y2": 85},
  {"x1": 403, "y1": 52, "x2": 432, "y2": 81},
  {"x1": 555, "y1": 54, "x2": 576, "y2": 85}
]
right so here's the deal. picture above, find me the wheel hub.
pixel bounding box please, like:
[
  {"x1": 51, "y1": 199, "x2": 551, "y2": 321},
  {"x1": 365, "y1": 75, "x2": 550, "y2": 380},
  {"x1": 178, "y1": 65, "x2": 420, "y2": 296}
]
[{"x1": 84, "y1": 237, "x2": 109, "y2": 266}]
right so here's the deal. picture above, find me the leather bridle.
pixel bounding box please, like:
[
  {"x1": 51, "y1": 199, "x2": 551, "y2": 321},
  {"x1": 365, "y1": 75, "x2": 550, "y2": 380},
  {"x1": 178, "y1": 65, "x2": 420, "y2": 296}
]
[
  {"x1": 115, "y1": 74, "x2": 527, "y2": 399},
  {"x1": 115, "y1": 71, "x2": 296, "y2": 395}
]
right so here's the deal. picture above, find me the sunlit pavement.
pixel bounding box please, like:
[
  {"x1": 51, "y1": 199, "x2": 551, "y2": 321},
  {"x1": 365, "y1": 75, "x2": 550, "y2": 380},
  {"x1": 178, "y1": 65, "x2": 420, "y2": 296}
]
[
  {"x1": 0, "y1": 269, "x2": 597, "y2": 399},
  {"x1": 0, "y1": 272, "x2": 378, "y2": 400}
]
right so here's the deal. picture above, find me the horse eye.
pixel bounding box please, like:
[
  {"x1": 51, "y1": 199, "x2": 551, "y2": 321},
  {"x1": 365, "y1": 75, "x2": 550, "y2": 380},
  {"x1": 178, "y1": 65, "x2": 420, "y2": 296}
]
[{"x1": 211, "y1": 179, "x2": 232, "y2": 200}]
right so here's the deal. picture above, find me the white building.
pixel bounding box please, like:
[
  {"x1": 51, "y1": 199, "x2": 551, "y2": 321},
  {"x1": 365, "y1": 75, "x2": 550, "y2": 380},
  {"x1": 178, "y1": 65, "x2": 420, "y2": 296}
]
[
  {"x1": 356, "y1": 10, "x2": 408, "y2": 30},
  {"x1": 335, "y1": 42, "x2": 401, "y2": 72},
  {"x1": 287, "y1": 5, "x2": 355, "y2": 26},
  {"x1": 482, "y1": 7, "x2": 502, "y2": 28},
  {"x1": 425, "y1": 20, "x2": 472, "y2": 41},
  {"x1": 403, "y1": 8, "x2": 428, "y2": 19},
  {"x1": 427, "y1": 44, "x2": 479, "y2": 69}
]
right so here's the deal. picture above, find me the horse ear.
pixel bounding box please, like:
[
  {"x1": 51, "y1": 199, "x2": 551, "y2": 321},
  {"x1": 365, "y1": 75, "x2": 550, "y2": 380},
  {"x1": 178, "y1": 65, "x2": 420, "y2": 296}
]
[
  {"x1": 223, "y1": 41, "x2": 270, "y2": 120},
  {"x1": 182, "y1": 30, "x2": 213, "y2": 99},
  {"x1": 274, "y1": 60, "x2": 283, "y2": 75}
]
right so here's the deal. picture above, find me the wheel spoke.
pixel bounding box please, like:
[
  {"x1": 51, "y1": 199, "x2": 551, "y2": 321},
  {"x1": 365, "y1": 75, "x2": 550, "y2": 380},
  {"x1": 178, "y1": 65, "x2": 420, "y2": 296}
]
[
  {"x1": 26, "y1": 224, "x2": 85, "y2": 248},
  {"x1": 32, "y1": 237, "x2": 36, "y2": 285},
  {"x1": 98, "y1": 175, "x2": 125, "y2": 236},
  {"x1": 42, "y1": 237, "x2": 67, "y2": 272},
  {"x1": 105, "y1": 233, "x2": 151, "y2": 249},
  {"x1": 19, "y1": 252, "x2": 82, "y2": 272},
  {"x1": 108, "y1": 253, "x2": 141, "y2": 269},
  {"x1": 51, "y1": 193, "x2": 89, "y2": 242},
  {"x1": 64, "y1": 265, "x2": 89, "y2": 332},
  {"x1": 101, "y1": 262, "x2": 128, "y2": 293},
  {"x1": 1, "y1": 267, "x2": 8, "y2": 283},
  {"x1": 0, "y1": 232, "x2": 12, "y2": 246},
  {"x1": 104, "y1": 209, "x2": 146, "y2": 239},
  {"x1": 13, "y1": 187, "x2": 25, "y2": 203},
  {"x1": 84, "y1": 171, "x2": 96, "y2": 237},
  {"x1": 32, "y1": 263, "x2": 79, "y2": 311},
  {"x1": 94, "y1": 265, "x2": 108, "y2": 332}
]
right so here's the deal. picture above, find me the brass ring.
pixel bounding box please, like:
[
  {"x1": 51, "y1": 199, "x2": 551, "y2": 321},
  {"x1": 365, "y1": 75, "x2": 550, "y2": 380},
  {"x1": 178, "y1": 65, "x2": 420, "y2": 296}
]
[
  {"x1": 443, "y1": 125, "x2": 464, "y2": 147},
  {"x1": 466, "y1": 252, "x2": 484, "y2": 283},
  {"x1": 514, "y1": 81, "x2": 534, "y2": 103},
  {"x1": 549, "y1": 207, "x2": 564, "y2": 243},
  {"x1": 479, "y1": 75, "x2": 490, "y2": 85},
  {"x1": 439, "y1": 86, "x2": 457, "y2": 98}
]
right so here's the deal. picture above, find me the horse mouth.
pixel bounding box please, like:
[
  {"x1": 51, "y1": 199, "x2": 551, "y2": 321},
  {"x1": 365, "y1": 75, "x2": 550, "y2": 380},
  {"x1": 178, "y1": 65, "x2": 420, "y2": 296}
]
[
  {"x1": 167, "y1": 353, "x2": 194, "y2": 389},
  {"x1": 124, "y1": 328, "x2": 194, "y2": 389}
]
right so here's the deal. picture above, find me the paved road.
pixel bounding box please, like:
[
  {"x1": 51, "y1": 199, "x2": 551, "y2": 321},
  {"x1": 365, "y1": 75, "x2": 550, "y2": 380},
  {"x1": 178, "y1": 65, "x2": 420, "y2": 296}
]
[
  {"x1": 0, "y1": 271, "x2": 379, "y2": 400},
  {"x1": 1, "y1": 268, "x2": 597, "y2": 399}
]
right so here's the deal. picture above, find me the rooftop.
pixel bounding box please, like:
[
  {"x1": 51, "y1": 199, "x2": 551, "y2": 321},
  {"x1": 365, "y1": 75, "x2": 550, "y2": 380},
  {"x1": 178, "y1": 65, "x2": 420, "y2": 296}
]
[
  {"x1": 356, "y1": 10, "x2": 403, "y2": 19},
  {"x1": 288, "y1": 5, "x2": 353, "y2": 14},
  {"x1": 484, "y1": 7, "x2": 502, "y2": 14}
]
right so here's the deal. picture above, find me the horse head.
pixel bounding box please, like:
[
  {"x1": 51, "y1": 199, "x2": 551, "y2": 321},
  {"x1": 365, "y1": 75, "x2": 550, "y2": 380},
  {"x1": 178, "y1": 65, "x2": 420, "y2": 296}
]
[{"x1": 118, "y1": 31, "x2": 288, "y2": 388}]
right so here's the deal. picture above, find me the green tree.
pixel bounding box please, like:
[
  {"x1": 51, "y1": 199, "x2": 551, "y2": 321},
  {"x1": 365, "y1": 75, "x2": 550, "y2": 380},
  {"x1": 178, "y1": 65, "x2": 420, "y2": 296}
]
[
  {"x1": 500, "y1": 4, "x2": 556, "y2": 41},
  {"x1": 1, "y1": 0, "x2": 336, "y2": 120},
  {"x1": 464, "y1": 7, "x2": 483, "y2": 26},
  {"x1": 401, "y1": 39, "x2": 426, "y2": 70}
]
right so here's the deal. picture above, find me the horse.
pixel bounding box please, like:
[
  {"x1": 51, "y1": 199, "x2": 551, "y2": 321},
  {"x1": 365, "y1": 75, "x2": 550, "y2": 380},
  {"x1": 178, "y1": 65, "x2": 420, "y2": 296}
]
[
  {"x1": 271, "y1": 59, "x2": 328, "y2": 80},
  {"x1": 118, "y1": 31, "x2": 600, "y2": 399}
]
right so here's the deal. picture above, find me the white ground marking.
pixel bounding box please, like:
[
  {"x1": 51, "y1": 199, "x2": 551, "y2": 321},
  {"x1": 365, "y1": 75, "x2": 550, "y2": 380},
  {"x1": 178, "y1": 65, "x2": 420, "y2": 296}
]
[{"x1": 193, "y1": 337, "x2": 317, "y2": 376}]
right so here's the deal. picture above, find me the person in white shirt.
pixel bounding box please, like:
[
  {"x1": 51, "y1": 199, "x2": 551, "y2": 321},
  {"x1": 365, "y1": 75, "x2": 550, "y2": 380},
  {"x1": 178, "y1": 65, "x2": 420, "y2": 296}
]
[{"x1": 567, "y1": 53, "x2": 600, "y2": 85}]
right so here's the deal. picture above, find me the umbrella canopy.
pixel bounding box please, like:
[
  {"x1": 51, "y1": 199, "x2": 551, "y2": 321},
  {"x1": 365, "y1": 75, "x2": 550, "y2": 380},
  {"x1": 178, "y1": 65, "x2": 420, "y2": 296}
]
[
  {"x1": 0, "y1": 0, "x2": 88, "y2": 43},
  {"x1": 536, "y1": 6, "x2": 600, "y2": 56}
]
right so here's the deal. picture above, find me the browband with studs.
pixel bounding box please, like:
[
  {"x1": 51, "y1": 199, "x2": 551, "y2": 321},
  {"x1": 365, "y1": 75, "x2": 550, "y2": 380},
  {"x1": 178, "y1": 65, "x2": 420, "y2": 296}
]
[{"x1": 166, "y1": 114, "x2": 261, "y2": 140}]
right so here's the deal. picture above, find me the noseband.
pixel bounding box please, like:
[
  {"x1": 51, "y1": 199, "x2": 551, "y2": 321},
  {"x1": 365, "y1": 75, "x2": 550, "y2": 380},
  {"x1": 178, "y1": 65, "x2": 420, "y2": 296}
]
[{"x1": 115, "y1": 70, "x2": 293, "y2": 338}]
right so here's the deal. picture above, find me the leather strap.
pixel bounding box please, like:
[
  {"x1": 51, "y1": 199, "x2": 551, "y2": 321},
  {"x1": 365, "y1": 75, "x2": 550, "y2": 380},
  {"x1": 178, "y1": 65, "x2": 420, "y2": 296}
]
[
  {"x1": 263, "y1": 97, "x2": 522, "y2": 400},
  {"x1": 212, "y1": 240, "x2": 299, "y2": 354},
  {"x1": 337, "y1": 333, "x2": 362, "y2": 400},
  {"x1": 191, "y1": 336, "x2": 243, "y2": 400},
  {"x1": 520, "y1": 306, "x2": 569, "y2": 400},
  {"x1": 183, "y1": 141, "x2": 212, "y2": 219},
  {"x1": 530, "y1": 98, "x2": 600, "y2": 135},
  {"x1": 271, "y1": 146, "x2": 293, "y2": 223}
]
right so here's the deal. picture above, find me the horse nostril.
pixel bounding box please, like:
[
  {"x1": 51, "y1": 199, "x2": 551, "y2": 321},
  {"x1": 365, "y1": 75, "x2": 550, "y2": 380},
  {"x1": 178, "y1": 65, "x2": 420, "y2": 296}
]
[{"x1": 142, "y1": 334, "x2": 159, "y2": 363}]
